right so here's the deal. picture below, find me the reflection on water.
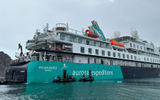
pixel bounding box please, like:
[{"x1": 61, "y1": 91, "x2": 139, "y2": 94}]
[{"x1": 1, "y1": 78, "x2": 160, "y2": 100}]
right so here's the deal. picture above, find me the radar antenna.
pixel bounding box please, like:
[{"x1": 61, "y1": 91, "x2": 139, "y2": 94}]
[
  {"x1": 113, "y1": 31, "x2": 121, "y2": 38},
  {"x1": 131, "y1": 28, "x2": 139, "y2": 39}
]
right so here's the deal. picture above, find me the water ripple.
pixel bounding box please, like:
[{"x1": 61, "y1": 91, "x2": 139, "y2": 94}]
[{"x1": 0, "y1": 78, "x2": 160, "y2": 100}]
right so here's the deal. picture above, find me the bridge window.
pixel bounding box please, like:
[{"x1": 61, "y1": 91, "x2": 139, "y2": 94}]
[
  {"x1": 137, "y1": 45, "x2": 139, "y2": 49},
  {"x1": 90, "y1": 40, "x2": 94, "y2": 46},
  {"x1": 140, "y1": 46, "x2": 142, "y2": 50},
  {"x1": 100, "y1": 42, "x2": 102, "y2": 47},
  {"x1": 80, "y1": 47, "x2": 85, "y2": 53},
  {"x1": 131, "y1": 55, "x2": 133, "y2": 60},
  {"x1": 133, "y1": 44, "x2": 136, "y2": 48},
  {"x1": 86, "y1": 40, "x2": 90, "y2": 45},
  {"x1": 94, "y1": 41, "x2": 96, "y2": 46},
  {"x1": 60, "y1": 33, "x2": 65, "y2": 40},
  {"x1": 123, "y1": 54, "x2": 125, "y2": 59},
  {"x1": 108, "y1": 51, "x2": 111, "y2": 56},
  {"x1": 134, "y1": 56, "x2": 136, "y2": 60},
  {"x1": 113, "y1": 52, "x2": 116, "y2": 57},
  {"x1": 78, "y1": 38, "x2": 82, "y2": 43},
  {"x1": 102, "y1": 50, "x2": 105, "y2": 56},
  {"x1": 118, "y1": 53, "x2": 121, "y2": 58},
  {"x1": 88, "y1": 48, "x2": 92, "y2": 54},
  {"x1": 130, "y1": 43, "x2": 132, "y2": 47},
  {"x1": 95, "y1": 49, "x2": 99, "y2": 55},
  {"x1": 82, "y1": 39, "x2": 86, "y2": 44},
  {"x1": 102, "y1": 43, "x2": 106, "y2": 48},
  {"x1": 96, "y1": 42, "x2": 100, "y2": 47},
  {"x1": 127, "y1": 55, "x2": 129, "y2": 59},
  {"x1": 69, "y1": 35, "x2": 74, "y2": 42},
  {"x1": 147, "y1": 58, "x2": 149, "y2": 61}
]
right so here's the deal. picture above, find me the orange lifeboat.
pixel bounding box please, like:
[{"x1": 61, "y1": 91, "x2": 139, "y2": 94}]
[
  {"x1": 110, "y1": 40, "x2": 125, "y2": 47},
  {"x1": 85, "y1": 29, "x2": 99, "y2": 38}
]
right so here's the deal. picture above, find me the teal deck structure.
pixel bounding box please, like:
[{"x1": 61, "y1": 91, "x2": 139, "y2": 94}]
[
  {"x1": 27, "y1": 61, "x2": 123, "y2": 84},
  {"x1": 92, "y1": 25, "x2": 106, "y2": 41}
]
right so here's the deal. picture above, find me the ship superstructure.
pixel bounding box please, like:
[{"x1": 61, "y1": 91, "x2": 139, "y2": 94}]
[
  {"x1": 25, "y1": 21, "x2": 160, "y2": 66},
  {"x1": 5, "y1": 21, "x2": 160, "y2": 83}
]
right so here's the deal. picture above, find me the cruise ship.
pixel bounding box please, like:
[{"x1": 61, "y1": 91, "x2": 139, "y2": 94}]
[{"x1": 5, "y1": 20, "x2": 160, "y2": 83}]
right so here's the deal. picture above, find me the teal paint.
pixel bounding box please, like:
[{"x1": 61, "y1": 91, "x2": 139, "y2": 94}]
[
  {"x1": 27, "y1": 61, "x2": 123, "y2": 84},
  {"x1": 92, "y1": 25, "x2": 106, "y2": 41}
]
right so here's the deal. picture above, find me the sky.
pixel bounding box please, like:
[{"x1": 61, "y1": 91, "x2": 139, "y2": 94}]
[{"x1": 0, "y1": 0, "x2": 160, "y2": 59}]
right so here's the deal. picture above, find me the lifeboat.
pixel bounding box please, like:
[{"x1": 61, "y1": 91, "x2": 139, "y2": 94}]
[
  {"x1": 110, "y1": 40, "x2": 125, "y2": 47},
  {"x1": 53, "y1": 76, "x2": 76, "y2": 83},
  {"x1": 53, "y1": 78, "x2": 76, "y2": 83},
  {"x1": 79, "y1": 77, "x2": 94, "y2": 82},
  {"x1": 85, "y1": 29, "x2": 99, "y2": 38}
]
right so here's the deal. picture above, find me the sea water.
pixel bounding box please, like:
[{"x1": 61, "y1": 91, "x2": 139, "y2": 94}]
[{"x1": 1, "y1": 78, "x2": 160, "y2": 100}]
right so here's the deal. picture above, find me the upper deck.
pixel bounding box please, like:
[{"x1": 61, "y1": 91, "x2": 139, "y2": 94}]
[
  {"x1": 113, "y1": 36, "x2": 160, "y2": 56},
  {"x1": 23, "y1": 21, "x2": 160, "y2": 65}
]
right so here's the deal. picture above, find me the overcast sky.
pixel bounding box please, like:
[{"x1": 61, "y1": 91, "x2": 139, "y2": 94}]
[{"x1": 0, "y1": 0, "x2": 160, "y2": 59}]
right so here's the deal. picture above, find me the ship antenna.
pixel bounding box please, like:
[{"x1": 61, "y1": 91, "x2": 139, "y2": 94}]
[
  {"x1": 82, "y1": 28, "x2": 85, "y2": 35},
  {"x1": 131, "y1": 28, "x2": 139, "y2": 39},
  {"x1": 46, "y1": 23, "x2": 49, "y2": 31},
  {"x1": 113, "y1": 31, "x2": 121, "y2": 39},
  {"x1": 66, "y1": 23, "x2": 69, "y2": 31},
  {"x1": 43, "y1": 23, "x2": 49, "y2": 32},
  {"x1": 36, "y1": 29, "x2": 40, "y2": 36},
  {"x1": 18, "y1": 43, "x2": 23, "y2": 56}
]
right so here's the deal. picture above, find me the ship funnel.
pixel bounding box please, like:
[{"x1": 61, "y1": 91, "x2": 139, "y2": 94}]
[
  {"x1": 89, "y1": 20, "x2": 106, "y2": 41},
  {"x1": 91, "y1": 20, "x2": 100, "y2": 29}
]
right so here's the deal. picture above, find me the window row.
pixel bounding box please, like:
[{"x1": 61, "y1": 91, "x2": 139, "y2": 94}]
[
  {"x1": 86, "y1": 57, "x2": 160, "y2": 68},
  {"x1": 80, "y1": 47, "x2": 136, "y2": 59},
  {"x1": 60, "y1": 33, "x2": 109, "y2": 48},
  {"x1": 80, "y1": 46, "x2": 160, "y2": 63},
  {"x1": 130, "y1": 42, "x2": 144, "y2": 50},
  {"x1": 144, "y1": 57, "x2": 160, "y2": 63}
]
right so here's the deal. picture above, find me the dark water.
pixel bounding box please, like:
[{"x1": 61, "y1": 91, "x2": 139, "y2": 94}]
[{"x1": 1, "y1": 78, "x2": 160, "y2": 100}]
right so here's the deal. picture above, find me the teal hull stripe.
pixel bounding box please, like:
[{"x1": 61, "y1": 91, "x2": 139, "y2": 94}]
[{"x1": 27, "y1": 61, "x2": 123, "y2": 84}]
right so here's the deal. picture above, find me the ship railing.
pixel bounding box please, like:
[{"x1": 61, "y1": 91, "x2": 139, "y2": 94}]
[
  {"x1": 55, "y1": 23, "x2": 85, "y2": 35},
  {"x1": 68, "y1": 28, "x2": 84, "y2": 35},
  {"x1": 55, "y1": 23, "x2": 68, "y2": 31},
  {"x1": 15, "y1": 52, "x2": 31, "y2": 61},
  {"x1": 27, "y1": 40, "x2": 36, "y2": 43},
  {"x1": 145, "y1": 43, "x2": 154, "y2": 48},
  {"x1": 56, "y1": 23, "x2": 67, "y2": 27}
]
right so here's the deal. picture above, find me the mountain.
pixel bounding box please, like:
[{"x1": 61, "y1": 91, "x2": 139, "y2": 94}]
[{"x1": 0, "y1": 51, "x2": 11, "y2": 78}]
